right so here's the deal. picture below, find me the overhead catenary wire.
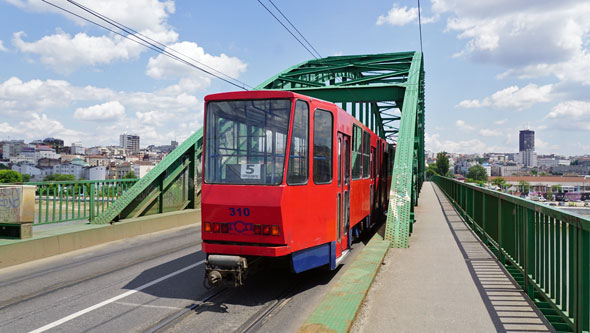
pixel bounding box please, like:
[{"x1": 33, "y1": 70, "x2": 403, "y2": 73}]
[
  {"x1": 266, "y1": 0, "x2": 322, "y2": 59},
  {"x1": 65, "y1": 0, "x2": 253, "y2": 90},
  {"x1": 256, "y1": 0, "x2": 319, "y2": 60},
  {"x1": 42, "y1": 0, "x2": 252, "y2": 90}
]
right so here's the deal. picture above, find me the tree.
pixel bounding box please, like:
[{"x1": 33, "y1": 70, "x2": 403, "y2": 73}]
[
  {"x1": 0, "y1": 170, "x2": 24, "y2": 183},
  {"x1": 546, "y1": 187, "x2": 553, "y2": 201},
  {"x1": 0, "y1": 164, "x2": 9, "y2": 170},
  {"x1": 426, "y1": 163, "x2": 438, "y2": 178},
  {"x1": 491, "y1": 177, "x2": 507, "y2": 190},
  {"x1": 123, "y1": 170, "x2": 137, "y2": 179},
  {"x1": 22, "y1": 174, "x2": 31, "y2": 182},
  {"x1": 519, "y1": 180, "x2": 531, "y2": 193},
  {"x1": 44, "y1": 173, "x2": 76, "y2": 181},
  {"x1": 530, "y1": 169, "x2": 538, "y2": 175},
  {"x1": 552, "y1": 184, "x2": 562, "y2": 193},
  {"x1": 435, "y1": 152, "x2": 450, "y2": 176},
  {"x1": 466, "y1": 165, "x2": 488, "y2": 182}
]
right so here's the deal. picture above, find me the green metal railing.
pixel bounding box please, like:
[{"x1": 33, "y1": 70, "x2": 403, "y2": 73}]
[
  {"x1": 433, "y1": 176, "x2": 590, "y2": 332},
  {"x1": 25, "y1": 179, "x2": 138, "y2": 225}
]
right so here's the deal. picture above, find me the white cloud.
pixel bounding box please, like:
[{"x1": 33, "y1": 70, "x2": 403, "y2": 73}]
[
  {"x1": 479, "y1": 128, "x2": 502, "y2": 137},
  {"x1": 146, "y1": 41, "x2": 247, "y2": 88},
  {"x1": 494, "y1": 118, "x2": 508, "y2": 125},
  {"x1": 0, "y1": 113, "x2": 84, "y2": 144},
  {"x1": 0, "y1": 76, "x2": 114, "y2": 116},
  {"x1": 7, "y1": 0, "x2": 175, "y2": 34},
  {"x1": 434, "y1": 1, "x2": 590, "y2": 84},
  {"x1": 74, "y1": 101, "x2": 125, "y2": 121},
  {"x1": 456, "y1": 84, "x2": 553, "y2": 110},
  {"x1": 9, "y1": 0, "x2": 178, "y2": 73},
  {"x1": 0, "y1": 40, "x2": 6, "y2": 51},
  {"x1": 455, "y1": 119, "x2": 475, "y2": 131},
  {"x1": 426, "y1": 132, "x2": 487, "y2": 154},
  {"x1": 377, "y1": 4, "x2": 418, "y2": 26},
  {"x1": 13, "y1": 31, "x2": 146, "y2": 74},
  {"x1": 544, "y1": 100, "x2": 590, "y2": 131}
]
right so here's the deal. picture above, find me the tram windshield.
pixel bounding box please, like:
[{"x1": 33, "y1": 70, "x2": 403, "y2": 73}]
[{"x1": 205, "y1": 99, "x2": 292, "y2": 185}]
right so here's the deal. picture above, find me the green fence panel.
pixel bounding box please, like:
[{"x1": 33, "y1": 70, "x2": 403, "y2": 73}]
[{"x1": 433, "y1": 175, "x2": 590, "y2": 332}]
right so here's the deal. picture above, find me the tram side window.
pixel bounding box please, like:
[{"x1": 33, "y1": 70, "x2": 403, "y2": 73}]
[
  {"x1": 287, "y1": 100, "x2": 309, "y2": 185},
  {"x1": 362, "y1": 131, "x2": 370, "y2": 178},
  {"x1": 313, "y1": 109, "x2": 333, "y2": 184},
  {"x1": 351, "y1": 125, "x2": 362, "y2": 179}
]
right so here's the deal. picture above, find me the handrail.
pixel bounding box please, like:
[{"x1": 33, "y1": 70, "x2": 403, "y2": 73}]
[
  {"x1": 433, "y1": 175, "x2": 590, "y2": 332},
  {"x1": 20, "y1": 179, "x2": 138, "y2": 225}
]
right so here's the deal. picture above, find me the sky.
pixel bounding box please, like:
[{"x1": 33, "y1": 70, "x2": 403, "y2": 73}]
[{"x1": 0, "y1": 0, "x2": 589, "y2": 156}]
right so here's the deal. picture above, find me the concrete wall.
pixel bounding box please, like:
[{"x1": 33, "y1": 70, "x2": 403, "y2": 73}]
[
  {"x1": 0, "y1": 185, "x2": 35, "y2": 223},
  {"x1": 0, "y1": 209, "x2": 200, "y2": 269}
]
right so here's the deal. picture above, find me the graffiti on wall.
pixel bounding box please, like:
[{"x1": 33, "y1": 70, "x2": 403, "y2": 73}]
[{"x1": 0, "y1": 187, "x2": 21, "y2": 222}]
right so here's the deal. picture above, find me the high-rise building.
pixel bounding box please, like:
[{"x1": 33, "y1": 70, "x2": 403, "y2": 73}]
[
  {"x1": 120, "y1": 134, "x2": 140, "y2": 154},
  {"x1": 519, "y1": 130, "x2": 534, "y2": 151},
  {"x1": 43, "y1": 137, "x2": 65, "y2": 153},
  {"x1": 519, "y1": 130, "x2": 536, "y2": 167}
]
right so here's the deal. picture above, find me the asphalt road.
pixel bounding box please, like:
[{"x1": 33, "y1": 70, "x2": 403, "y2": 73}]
[{"x1": 0, "y1": 224, "x2": 367, "y2": 332}]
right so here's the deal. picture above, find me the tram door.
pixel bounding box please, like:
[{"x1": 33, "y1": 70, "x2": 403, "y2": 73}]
[
  {"x1": 337, "y1": 132, "x2": 350, "y2": 256},
  {"x1": 370, "y1": 146, "x2": 376, "y2": 223}
]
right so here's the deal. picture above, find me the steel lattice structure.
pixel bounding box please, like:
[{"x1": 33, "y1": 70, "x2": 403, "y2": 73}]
[{"x1": 95, "y1": 51, "x2": 425, "y2": 249}]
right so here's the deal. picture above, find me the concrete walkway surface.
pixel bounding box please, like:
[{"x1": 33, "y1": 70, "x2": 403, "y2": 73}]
[{"x1": 352, "y1": 182, "x2": 553, "y2": 332}]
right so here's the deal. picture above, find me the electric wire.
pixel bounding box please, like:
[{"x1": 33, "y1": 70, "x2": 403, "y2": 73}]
[
  {"x1": 42, "y1": 0, "x2": 251, "y2": 90},
  {"x1": 66, "y1": 0, "x2": 253, "y2": 90},
  {"x1": 267, "y1": 0, "x2": 322, "y2": 58},
  {"x1": 256, "y1": 0, "x2": 318, "y2": 59}
]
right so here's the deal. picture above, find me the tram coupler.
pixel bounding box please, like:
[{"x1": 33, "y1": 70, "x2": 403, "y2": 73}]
[{"x1": 204, "y1": 255, "x2": 248, "y2": 288}]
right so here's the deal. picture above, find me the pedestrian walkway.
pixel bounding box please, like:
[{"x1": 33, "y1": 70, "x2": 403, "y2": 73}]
[{"x1": 352, "y1": 182, "x2": 553, "y2": 332}]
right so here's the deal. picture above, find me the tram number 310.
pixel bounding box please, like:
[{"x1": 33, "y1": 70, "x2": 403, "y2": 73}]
[{"x1": 229, "y1": 208, "x2": 250, "y2": 217}]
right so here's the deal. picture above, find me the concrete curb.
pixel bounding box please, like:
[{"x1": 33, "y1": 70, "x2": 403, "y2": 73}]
[
  {"x1": 0, "y1": 209, "x2": 200, "y2": 269},
  {"x1": 299, "y1": 235, "x2": 390, "y2": 332}
]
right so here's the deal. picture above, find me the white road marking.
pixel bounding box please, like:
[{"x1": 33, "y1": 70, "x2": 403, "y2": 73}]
[
  {"x1": 114, "y1": 301, "x2": 184, "y2": 310},
  {"x1": 29, "y1": 259, "x2": 206, "y2": 333}
]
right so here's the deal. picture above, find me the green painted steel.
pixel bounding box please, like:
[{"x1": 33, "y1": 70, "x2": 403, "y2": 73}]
[
  {"x1": 25, "y1": 179, "x2": 138, "y2": 225},
  {"x1": 92, "y1": 128, "x2": 202, "y2": 224},
  {"x1": 258, "y1": 51, "x2": 426, "y2": 248},
  {"x1": 94, "y1": 51, "x2": 425, "y2": 246},
  {"x1": 433, "y1": 176, "x2": 590, "y2": 332}
]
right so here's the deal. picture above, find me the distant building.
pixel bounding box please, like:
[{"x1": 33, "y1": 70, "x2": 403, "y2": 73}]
[
  {"x1": 120, "y1": 134, "x2": 140, "y2": 154},
  {"x1": 71, "y1": 142, "x2": 85, "y2": 155},
  {"x1": 133, "y1": 161, "x2": 155, "y2": 178},
  {"x1": 84, "y1": 166, "x2": 107, "y2": 181},
  {"x1": 519, "y1": 130, "x2": 534, "y2": 151},
  {"x1": 519, "y1": 130, "x2": 536, "y2": 168},
  {"x1": 43, "y1": 137, "x2": 65, "y2": 153},
  {"x1": 1, "y1": 140, "x2": 25, "y2": 159}
]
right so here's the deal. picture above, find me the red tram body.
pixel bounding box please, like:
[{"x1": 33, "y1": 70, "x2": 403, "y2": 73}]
[{"x1": 201, "y1": 90, "x2": 393, "y2": 286}]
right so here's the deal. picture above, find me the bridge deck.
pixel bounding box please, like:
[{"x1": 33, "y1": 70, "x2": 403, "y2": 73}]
[{"x1": 354, "y1": 182, "x2": 553, "y2": 332}]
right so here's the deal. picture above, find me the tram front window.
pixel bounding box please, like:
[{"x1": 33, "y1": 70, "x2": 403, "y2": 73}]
[{"x1": 205, "y1": 99, "x2": 292, "y2": 185}]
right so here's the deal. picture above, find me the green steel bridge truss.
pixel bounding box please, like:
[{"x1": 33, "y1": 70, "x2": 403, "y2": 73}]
[{"x1": 94, "y1": 51, "x2": 426, "y2": 248}]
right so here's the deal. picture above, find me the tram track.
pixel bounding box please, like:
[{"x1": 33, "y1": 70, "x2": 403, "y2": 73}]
[{"x1": 145, "y1": 280, "x2": 302, "y2": 333}]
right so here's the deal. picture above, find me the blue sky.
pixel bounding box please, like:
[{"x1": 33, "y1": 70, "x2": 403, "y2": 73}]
[{"x1": 0, "y1": 0, "x2": 589, "y2": 156}]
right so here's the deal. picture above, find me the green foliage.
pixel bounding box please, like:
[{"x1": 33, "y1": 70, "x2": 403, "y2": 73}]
[
  {"x1": 551, "y1": 184, "x2": 562, "y2": 192},
  {"x1": 22, "y1": 174, "x2": 31, "y2": 182},
  {"x1": 466, "y1": 165, "x2": 488, "y2": 182},
  {"x1": 0, "y1": 170, "x2": 23, "y2": 183},
  {"x1": 44, "y1": 173, "x2": 76, "y2": 181},
  {"x1": 530, "y1": 169, "x2": 538, "y2": 175},
  {"x1": 546, "y1": 187, "x2": 553, "y2": 201},
  {"x1": 491, "y1": 177, "x2": 507, "y2": 190},
  {"x1": 435, "y1": 152, "x2": 450, "y2": 177},
  {"x1": 0, "y1": 164, "x2": 9, "y2": 170},
  {"x1": 426, "y1": 163, "x2": 438, "y2": 178},
  {"x1": 123, "y1": 170, "x2": 137, "y2": 179},
  {"x1": 519, "y1": 180, "x2": 531, "y2": 192}
]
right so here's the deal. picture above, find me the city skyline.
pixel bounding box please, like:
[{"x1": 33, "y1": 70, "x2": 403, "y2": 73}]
[{"x1": 0, "y1": 1, "x2": 589, "y2": 155}]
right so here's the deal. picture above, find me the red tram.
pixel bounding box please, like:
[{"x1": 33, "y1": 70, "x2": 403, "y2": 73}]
[{"x1": 201, "y1": 90, "x2": 394, "y2": 286}]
